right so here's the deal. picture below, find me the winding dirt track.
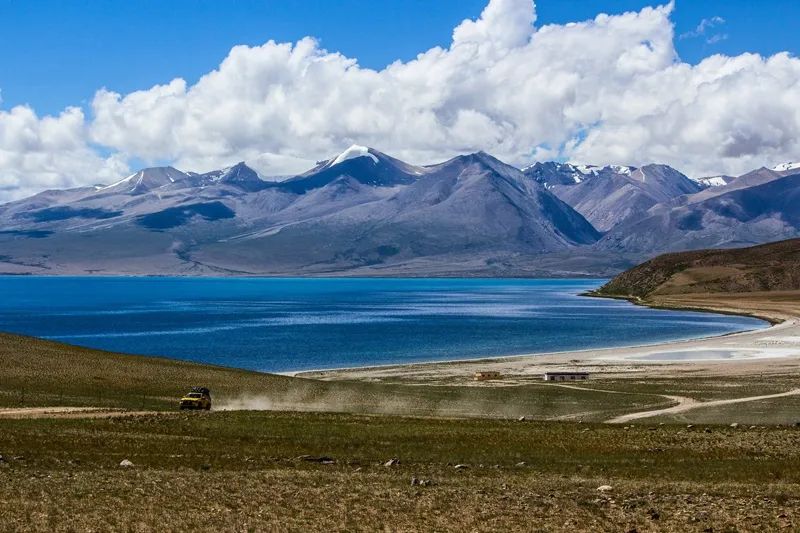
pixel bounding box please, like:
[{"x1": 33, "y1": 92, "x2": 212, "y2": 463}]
[
  {"x1": 607, "y1": 389, "x2": 800, "y2": 424},
  {"x1": 0, "y1": 407, "x2": 161, "y2": 419}
]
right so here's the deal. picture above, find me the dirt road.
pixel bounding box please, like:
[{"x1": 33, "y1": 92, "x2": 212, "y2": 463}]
[
  {"x1": 0, "y1": 407, "x2": 161, "y2": 419},
  {"x1": 607, "y1": 389, "x2": 800, "y2": 424}
]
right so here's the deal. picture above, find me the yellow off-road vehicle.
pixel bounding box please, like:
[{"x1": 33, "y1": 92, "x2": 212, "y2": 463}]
[{"x1": 179, "y1": 387, "x2": 211, "y2": 410}]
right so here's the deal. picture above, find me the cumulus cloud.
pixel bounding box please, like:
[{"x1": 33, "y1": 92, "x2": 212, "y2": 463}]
[
  {"x1": 0, "y1": 106, "x2": 128, "y2": 200},
  {"x1": 1, "y1": 0, "x2": 800, "y2": 201}
]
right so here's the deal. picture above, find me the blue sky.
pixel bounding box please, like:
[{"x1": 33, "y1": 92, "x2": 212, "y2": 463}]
[
  {"x1": 1, "y1": 0, "x2": 799, "y2": 201},
  {"x1": 1, "y1": 0, "x2": 797, "y2": 115}
]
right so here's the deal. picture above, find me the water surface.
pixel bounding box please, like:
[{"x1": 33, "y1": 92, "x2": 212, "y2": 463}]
[{"x1": 0, "y1": 277, "x2": 766, "y2": 372}]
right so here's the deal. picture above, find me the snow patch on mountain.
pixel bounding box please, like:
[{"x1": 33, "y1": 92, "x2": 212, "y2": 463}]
[
  {"x1": 772, "y1": 162, "x2": 800, "y2": 172},
  {"x1": 331, "y1": 145, "x2": 378, "y2": 166},
  {"x1": 694, "y1": 176, "x2": 730, "y2": 187}
]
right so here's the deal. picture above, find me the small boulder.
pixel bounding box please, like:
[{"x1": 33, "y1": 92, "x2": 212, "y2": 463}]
[
  {"x1": 297, "y1": 455, "x2": 335, "y2": 463},
  {"x1": 119, "y1": 459, "x2": 134, "y2": 468},
  {"x1": 730, "y1": 423, "x2": 739, "y2": 428},
  {"x1": 384, "y1": 458, "x2": 399, "y2": 467},
  {"x1": 411, "y1": 476, "x2": 419, "y2": 486},
  {"x1": 518, "y1": 416, "x2": 526, "y2": 422},
  {"x1": 454, "y1": 464, "x2": 469, "y2": 470},
  {"x1": 597, "y1": 485, "x2": 613, "y2": 492}
]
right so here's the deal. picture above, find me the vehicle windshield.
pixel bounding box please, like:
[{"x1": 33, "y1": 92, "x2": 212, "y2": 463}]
[{"x1": 186, "y1": 393, "x2": 202, "y2": 398}]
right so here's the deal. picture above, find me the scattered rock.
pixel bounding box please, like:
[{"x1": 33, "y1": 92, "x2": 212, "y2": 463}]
[
  {"x1": 730, "y1": 423, "x2": 739, "y2": 428},
  {"x1": 119, "y1": 459, "x2": 134, "y2": 468},
  {"x1": 704, "y1": 428, "x2": 712, "y2": 433},
  {"x1": 518, "y1": 416, "x2": 526, "y2": 422},
  {"x1": 597, "y1": 485, "x2": 613, "y2": 492},
  {"x1": 297, "y1": 455, "x2": 335, "y2": 464},
  {"x1": 515, "y1": 461, "x2": 527, "y2": 467},
  {"x1": 750, "y1": 425, "x2": 757, "y2": 430},
  {"x1": 454, "y1": 464, "x2": 469, "y2": 470},
  {"x1": 687, "y1": 424, "x2": 694, "y2": 429},
  {"x1": 411, "y1": 476, "x2": 419, "y2": 486},
  {"x1": 200, "y1": 463, "x2": 211, "y2": 471},
  {"x1": 648, "y1": 508, "x2": 660, "y2": 520},
  {"x1": 384, "y1": 458, "x2": 400, "y2": 467}
]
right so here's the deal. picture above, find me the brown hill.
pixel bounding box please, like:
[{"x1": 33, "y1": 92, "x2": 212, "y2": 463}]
[{"x1": 597, "y1": 238, "x2": 800, "y2": 298}]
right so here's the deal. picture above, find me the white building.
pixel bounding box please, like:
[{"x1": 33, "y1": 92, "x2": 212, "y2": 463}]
[{"x1": 543, "y1": 371, "x2": 589, "y2": 382}]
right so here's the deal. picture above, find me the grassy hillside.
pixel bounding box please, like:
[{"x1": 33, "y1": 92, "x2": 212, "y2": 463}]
[
  {"x1": 596, "y1": 238, "x2": 800, "y2": 298},
  {"x1": 0, "y1": 332, "x2": 663, "y2": 420}
]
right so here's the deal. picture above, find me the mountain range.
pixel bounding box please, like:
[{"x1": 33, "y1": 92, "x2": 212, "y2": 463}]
[{"x1": 0, "y1": 146, "x2": 798, "y2": 276}]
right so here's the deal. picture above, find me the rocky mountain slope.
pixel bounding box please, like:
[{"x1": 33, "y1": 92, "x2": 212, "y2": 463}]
[
  {"x1": 523, "y1": 163, "x2": 702, "y2": 231},
  {"x1": 599, "y1": 171, "x2": 800, "y2": 254},
  {"x1": 0, "y1": 147, "x2": 600, "y2": 276},
  {"x1": 1, "y1": 147, "x2": 799, "y2": 277}
]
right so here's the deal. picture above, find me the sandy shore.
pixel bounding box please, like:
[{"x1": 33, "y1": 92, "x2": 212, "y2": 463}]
[{"x1": 303, "y1": 291, "x2": 800, "y2": 383}]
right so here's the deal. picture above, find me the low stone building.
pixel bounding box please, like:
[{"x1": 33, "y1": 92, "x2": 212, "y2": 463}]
[{"x1": 543, "y1": 371, "x2": 589, "y2": 382}]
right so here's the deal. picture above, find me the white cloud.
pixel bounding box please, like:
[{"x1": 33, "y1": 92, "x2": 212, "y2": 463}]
[
  {"x1": 0, "y1": 106, "x2": 128, "y2": 201},
  {"x1": 1, "y1": 0, "x2": 800, "y2": 201},
  {"x1": 679, "y1": 15, "x2": 728, "y2": 45}
]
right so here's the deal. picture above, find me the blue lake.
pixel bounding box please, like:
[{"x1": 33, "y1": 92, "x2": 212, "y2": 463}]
[{"x1": 0, "y1": 277, "x2": 766, "y2": 372}]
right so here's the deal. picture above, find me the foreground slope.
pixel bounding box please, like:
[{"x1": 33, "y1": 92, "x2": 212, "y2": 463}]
[{"x1": 596, "y1": 238, "x2": 800, "y2": 298}]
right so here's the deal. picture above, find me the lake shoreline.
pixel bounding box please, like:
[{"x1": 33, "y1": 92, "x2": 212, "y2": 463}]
[
  {"x1": 303, "y1": 291, "x2": 800, "y2": 382},
  {"x1": 1, "y1": 277, "x2": 764, "y2": 375}
]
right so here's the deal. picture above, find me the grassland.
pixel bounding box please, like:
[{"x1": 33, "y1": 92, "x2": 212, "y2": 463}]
[{"x1": 3, "y1": 411, "x2": 800, "y2": 531}]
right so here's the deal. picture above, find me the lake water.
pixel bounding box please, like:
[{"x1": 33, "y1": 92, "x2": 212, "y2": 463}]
[{"x1": 0, "y1": 277, "x2": 766, "y2": 372}]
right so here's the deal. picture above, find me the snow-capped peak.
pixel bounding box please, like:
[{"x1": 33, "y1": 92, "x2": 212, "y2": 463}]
[
  {"x1": 772, "y1": 162, "x2": 800, "y2": 172},
  {"x1": 609, "y1": 165, "x2": 634, "y2": 175},
  {"x1": 694, "y1": 176, "x2": 729, "y2": 187},
  {"x1": 331, "y1": 145, "x2": 379, "y2": 166}
]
